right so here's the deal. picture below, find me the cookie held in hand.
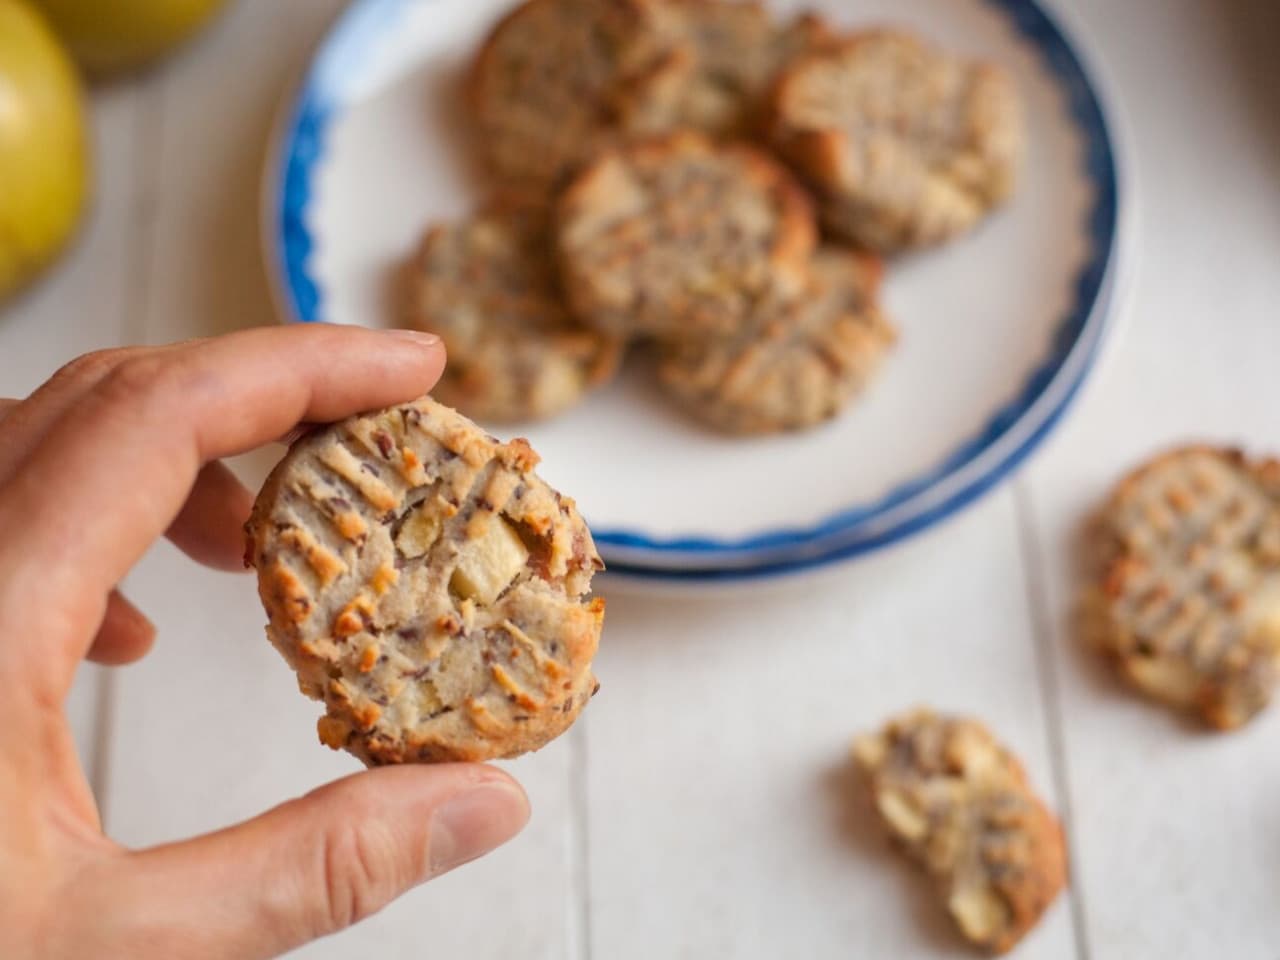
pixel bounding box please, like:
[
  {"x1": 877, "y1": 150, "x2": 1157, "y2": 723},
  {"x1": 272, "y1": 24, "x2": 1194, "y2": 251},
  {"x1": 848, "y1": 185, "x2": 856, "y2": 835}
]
[
  {"x1": 853, "y1": 709, "x2": 1066, "y2": 955},
  {"x1": 246, "y1": 397, "x2": 604, "y2": 765}
]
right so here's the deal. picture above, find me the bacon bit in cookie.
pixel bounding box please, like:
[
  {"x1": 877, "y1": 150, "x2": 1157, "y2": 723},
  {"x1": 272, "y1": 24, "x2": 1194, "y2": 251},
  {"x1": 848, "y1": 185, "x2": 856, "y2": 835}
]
[
  {"x1": 317, "y1": 716, "x2": 351, "y2": 749},
  {"x1": 299, "y1": 639, "x2": 342, "y2": 661},
  {"x1": 522, "y1": 514, "x2": 552, "y2": 537},
  {"x1": 500, "y1": 438, "x2": 541, "y2": 472},
  {"x1": 374, "y1": 430, "x2": 394, "y2": 459},
  {"x1": 358, "y1": 644, "x2": 380, "y2": 673},
  {"x1": 491, "y1": 664, "x2": 541, "y2": 710},
  {"x1": 1102, "y1": 558, "x2": 1141, "y2": 598},
  {"x1": 371, "y1": 562, "x2": 399, "y2": 596},
  {"x1": 278, "y1": 527, "x2": 346, "y2": 586},
  {"x1": 465, "y1": 698, "x2": 506, "y2": 736},
  {"x1": 436, "y1": 613, "x2": 463, "y2": 636},
  {"x1": 334, "y1": 594, "x2": 376, "y2": 639},
  {"x1": 353, "y1": 703, "x2": 382, "y2": 730},
  {"x1": 328, "y1": 677, "x2": 354, "y2": 706},
  {"x1": 398, "y1": 446, "x2": 427, "y2": 485},
  {"x1": 444, "y1": 426, "x2": 493, "y2": 467},
  {"x1": 319, "y1": 443, "x2": 399, "y2": 512},
  {"x1": 267, "y1": 563, "x2": 312, "y2": 623},
  {"x1": 333, "y1": 510, "x2": 368, "y2": 543}
]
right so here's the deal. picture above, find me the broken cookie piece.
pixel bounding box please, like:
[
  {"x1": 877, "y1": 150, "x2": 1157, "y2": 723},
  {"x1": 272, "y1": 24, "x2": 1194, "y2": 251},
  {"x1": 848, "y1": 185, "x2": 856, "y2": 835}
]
[
  {"x1": 246, "y1": 396, "x2": 605, "y2": 765},
  {"x1": 852, "y1": 709, "x2": 1066, "y2": 954}
]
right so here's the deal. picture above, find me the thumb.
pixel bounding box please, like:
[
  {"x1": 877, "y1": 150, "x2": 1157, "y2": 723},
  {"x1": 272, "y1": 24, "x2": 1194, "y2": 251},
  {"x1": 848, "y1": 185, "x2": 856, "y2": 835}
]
[{"x1": 91, "y1": 764, "x2": 528, "y2": 959}]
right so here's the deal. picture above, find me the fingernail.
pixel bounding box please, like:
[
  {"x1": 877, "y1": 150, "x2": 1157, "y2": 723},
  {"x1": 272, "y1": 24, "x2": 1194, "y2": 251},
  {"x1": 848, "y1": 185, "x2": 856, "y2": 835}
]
[
  {"x1": 429, "y1": 781, "x2": 529, "y2": 875},
  {"x1": 385, "y1": 329, "x2": 441, "y2": 347}
]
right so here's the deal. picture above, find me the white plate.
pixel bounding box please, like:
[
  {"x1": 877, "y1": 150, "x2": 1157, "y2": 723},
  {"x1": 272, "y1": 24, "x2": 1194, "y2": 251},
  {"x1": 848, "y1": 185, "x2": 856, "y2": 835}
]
[{"x1": 264, "y1": 0, "x2": 1124, "y2": 580}]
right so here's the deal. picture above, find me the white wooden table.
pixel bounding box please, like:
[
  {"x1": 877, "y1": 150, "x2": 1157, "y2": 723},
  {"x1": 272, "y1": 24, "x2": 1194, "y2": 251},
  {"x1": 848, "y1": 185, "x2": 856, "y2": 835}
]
[{"x1": 3, "y1": 1, "x2": 1279, "y2": 956}]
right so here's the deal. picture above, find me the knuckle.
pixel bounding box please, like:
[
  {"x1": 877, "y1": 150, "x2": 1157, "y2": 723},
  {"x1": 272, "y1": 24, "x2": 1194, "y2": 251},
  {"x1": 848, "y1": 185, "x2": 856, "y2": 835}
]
[
  {"x1": 96, "y1": 355, "x2": 192, "y2": 411},
  {"x1": 312, "y1": 817, "x2": 404, "y2": 936},
  {"x1": 50, "y1": 348, "x2": 135, "y2": 389}
]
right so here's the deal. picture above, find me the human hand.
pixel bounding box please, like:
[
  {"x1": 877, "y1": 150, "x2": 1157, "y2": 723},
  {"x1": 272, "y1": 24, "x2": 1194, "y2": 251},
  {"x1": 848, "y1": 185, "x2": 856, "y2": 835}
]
[{"x1": 0, "y1": 326, "x2": 530, "y2": 959}]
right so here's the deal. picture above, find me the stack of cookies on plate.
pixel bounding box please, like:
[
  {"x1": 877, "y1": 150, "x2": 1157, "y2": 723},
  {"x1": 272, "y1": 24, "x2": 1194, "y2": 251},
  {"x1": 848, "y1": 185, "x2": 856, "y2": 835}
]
[{"x1": 408, "y1": 0, "x2": 1025, "y2": 434}]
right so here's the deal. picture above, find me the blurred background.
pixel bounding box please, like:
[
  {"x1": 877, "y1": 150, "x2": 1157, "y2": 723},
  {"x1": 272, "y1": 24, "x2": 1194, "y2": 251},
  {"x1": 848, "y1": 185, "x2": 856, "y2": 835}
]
[{"x1": 2, "y1": 1, "x2": 1280, "y2": 957}]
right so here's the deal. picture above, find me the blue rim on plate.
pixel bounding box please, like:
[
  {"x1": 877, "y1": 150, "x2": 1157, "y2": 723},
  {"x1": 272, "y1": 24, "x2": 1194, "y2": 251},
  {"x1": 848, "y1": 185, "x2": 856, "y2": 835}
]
[{"x1": 267, "y1": 0, "x2": 1122, "y2": 578}]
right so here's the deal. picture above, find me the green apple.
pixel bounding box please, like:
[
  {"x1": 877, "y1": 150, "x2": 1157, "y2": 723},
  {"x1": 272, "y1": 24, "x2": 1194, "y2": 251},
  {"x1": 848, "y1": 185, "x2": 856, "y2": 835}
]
[
  {"x1": 34, "y1": 0, "x2": 231, "y2": 75},
  {"x1": 0, "y1": 0, "x2": 89, "y2": 304}
]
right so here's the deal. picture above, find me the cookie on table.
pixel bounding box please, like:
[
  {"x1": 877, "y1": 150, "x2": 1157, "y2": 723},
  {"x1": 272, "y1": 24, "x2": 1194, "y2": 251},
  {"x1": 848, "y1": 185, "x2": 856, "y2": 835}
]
[
  {"x1": 246, "y1": 397, "x2": 605, "y2": 765},
  {"x1": 556, "y1": 131, "x2": 816, "y2": 340},
  {"x1": 769, "y1": 30, "x2": 1024, "y2": 253},
  {"x1": 469, "y1": 0, "x2": 670, "y2": 190},
  {"x1": 620, "y1": 1, "x2": 831, "y2": 138},
  {"x1": 1088, "y1": 445, "x2": 1280, "y2": 729},
  {"x1": 657, "y1": 248, "x2": 893, "y2": 434},
  {"x1": 409, "y1": 209, "x2": 623, "y2": 423},
  {"x1": 853, "y1": 709, "x2": 1067, "y2": 955}
]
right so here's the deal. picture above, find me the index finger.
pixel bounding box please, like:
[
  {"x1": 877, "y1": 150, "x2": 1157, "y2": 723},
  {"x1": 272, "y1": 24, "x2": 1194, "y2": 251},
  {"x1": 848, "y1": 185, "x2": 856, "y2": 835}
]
[{"x1": 0, "y1": 325, "x2": 444, "y2": 648}]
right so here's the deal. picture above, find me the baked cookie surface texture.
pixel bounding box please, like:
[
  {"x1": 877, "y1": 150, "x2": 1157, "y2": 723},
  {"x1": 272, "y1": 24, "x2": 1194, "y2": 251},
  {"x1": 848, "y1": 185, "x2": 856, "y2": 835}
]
[
  {"x1": 470, "y1": 0, "x2": 670, "y2": 189},
  {"x1": 1090, "y1": 445, "x2": 1280, "y2": 729},
  {"x1": 621, "y1": 0, "x2": 831, "y2": 138},
  {"x1": 770, "y1": 30, "x2": 1023, "y2": 253},
  {"x1": 556, "y1": 131, "x2": 816, "y2": 340},
  {"x1": 853, "y1": 709, "x2": 1067, "y2": 955},
  {"x1": 410, "y1": 210, "x2": 622, "y2": 422},
  {"x1": 247, "y1": 397, "x2": 605, "y2": 765},
  {"x1": 657, "y1": 248, "x2": 894, "y2": 433}
]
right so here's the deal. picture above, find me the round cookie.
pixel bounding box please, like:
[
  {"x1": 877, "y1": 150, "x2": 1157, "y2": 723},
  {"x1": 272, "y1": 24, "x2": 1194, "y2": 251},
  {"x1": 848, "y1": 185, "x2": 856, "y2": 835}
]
[
  {"x1": 556, "y1": 131, "x2": 816, "y2": 340},
  {"x1": 657, "y1": 248, "x2": 894, "y2": 434},
  {"x1": 469, "y1": 0, "x2": 670, "y2": 190},
  {"x1": 246, "y1": 397, "x2": 605, "y2": 765},
  {"x1": 853, "y1": 709, "x2": 1067, "y2": 955},
  {"x1": 769, "y1": 30, "x2": 1024, "y2": 253},
  {"x1": 409, "y1": 210, "x2": 623, "y2": 423},
  {"x1": 619, "y1": 1, "x2": 831, "y2": 138},
  {"x1": 1089, "y1": 445, "x2": 1280, "y2": 729}
]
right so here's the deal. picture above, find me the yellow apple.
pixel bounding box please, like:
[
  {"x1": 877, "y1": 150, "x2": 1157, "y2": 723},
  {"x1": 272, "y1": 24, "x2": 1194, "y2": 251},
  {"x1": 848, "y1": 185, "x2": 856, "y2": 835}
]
[
  {"x1": 0, "y1": 0, "x2": 90, "y2": 303},
  {"x1": 34, "y1": 0, "x2": 231, "y2": 75}
]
